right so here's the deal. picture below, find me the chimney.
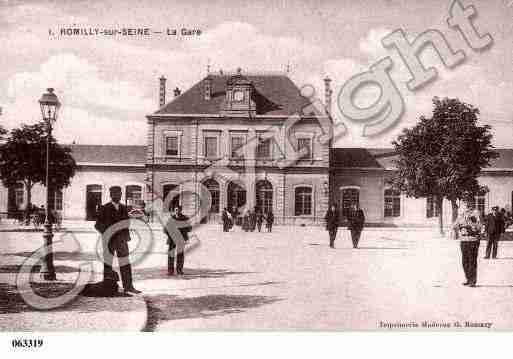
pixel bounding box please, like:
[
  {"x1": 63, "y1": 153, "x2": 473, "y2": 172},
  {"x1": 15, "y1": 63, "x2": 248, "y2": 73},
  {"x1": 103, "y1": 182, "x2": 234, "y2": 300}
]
[
  {"x1": 324, "y1": 76, "x2": 332, "y2": 115},
  {"x1": 159, "y1": 76, "x2": 166, "y2": 108},
  {"x1": 173, "y1": 87, "x2": 181, "y2": 97},
  {"x1": 204, "y1": 75, "x2": 213, "y2": 100}
]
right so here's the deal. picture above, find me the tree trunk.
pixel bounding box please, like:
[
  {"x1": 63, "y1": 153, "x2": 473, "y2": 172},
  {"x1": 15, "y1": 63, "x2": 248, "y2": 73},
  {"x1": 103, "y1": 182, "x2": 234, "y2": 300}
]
[
  {"x1": 448, "y1": 199, "x2": 460, "y2": 240},
  {"x1": 25, "y1": 181, "x2": 32, "y2": 225},
  {"x1": 437, "y1": 196, "x2": 444, "y2": 235}
]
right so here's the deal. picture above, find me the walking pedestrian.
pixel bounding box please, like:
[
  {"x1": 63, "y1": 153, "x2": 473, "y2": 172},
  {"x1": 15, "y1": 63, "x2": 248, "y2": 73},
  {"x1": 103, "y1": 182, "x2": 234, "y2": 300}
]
[
  {"x1": 231, "y1": 206, "x2": 239, "y2": 227},
  {"x1": 503, "y1": 209, "x2": 512, "y2": 229},
  {"x1": 222, "y1": 207, "x2": 231, "y2": 232},
  {"x1": 266, "y1": 210, "x2": 274, "y2": 232},
  {"x1": 242, "y1": 208, "x2": 250, "y2": 232},
  {"x1": 347, "y1": 204, "x2": 365, "y2": 248},
  {"x1": 164, "y1": 205, "x2": 192, "y2": 276},
  {"x1": 325, "y1": 204, "x2": 339, "y2": 248},
  {"x1": 454, "y1": 202, "x2": 483, "y2": 287},
  {"x1": 485, "y1": 206, "x2": 504, "y2": 259},
  {"x1": 250, "y1": 207, "x2": 257, "y2": 232},
  {"x1": 256, "y1": 209, "x2": 264, "y2": 232}
]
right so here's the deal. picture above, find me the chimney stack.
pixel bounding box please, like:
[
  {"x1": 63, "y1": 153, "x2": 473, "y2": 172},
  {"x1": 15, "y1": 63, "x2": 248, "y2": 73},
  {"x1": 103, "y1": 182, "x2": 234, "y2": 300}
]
[
  {"x1": 204, "y1": 75, "x2": 213, "y2": 100},
  {"x1": 159, "y1": 76, "x2": 166, "y2": 108},
  {"x1": 324, "y1": 76, "x2": 332, "y2": 116},
  {"x1": 173, "y1": 87, "x2": 181, "y2": 97}
]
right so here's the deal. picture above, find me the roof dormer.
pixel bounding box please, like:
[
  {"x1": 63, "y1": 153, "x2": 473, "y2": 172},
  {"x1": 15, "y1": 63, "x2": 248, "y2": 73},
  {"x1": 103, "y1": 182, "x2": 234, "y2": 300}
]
[{"x1": 221, "y1": 68, "x2": 257, "y2": 116}]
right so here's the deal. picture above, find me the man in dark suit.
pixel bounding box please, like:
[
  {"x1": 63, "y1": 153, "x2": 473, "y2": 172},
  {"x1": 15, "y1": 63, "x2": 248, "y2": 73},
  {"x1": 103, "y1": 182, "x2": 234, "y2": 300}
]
[
  {"x1": 222, "y1": 208, "x2": 231, "y2": 232},
  {"x1": 485, "y1": 206, "x2": 504, "y2": 259},
  {"x1": 325, "y1": 204, "x2": 339, "y2": 248},
  {"x1": 164, "y1": 205, "x2": 192, "y2": 275},
  {"x1": 265, "y1": 210, "x2": 274, "y2": 232},
  {"x1": 95, "y1": 186, "x2": 141, "y2": 294},
  {"x1": 347, "y1": 204, "x2": 365, "y2": 248}
]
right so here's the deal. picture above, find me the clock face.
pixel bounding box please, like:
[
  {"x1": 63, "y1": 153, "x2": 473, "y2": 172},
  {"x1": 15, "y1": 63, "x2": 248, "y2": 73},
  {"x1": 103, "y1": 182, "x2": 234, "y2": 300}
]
[{"x1": 233, "y1": 90, "x2": 244, "y2": 101}]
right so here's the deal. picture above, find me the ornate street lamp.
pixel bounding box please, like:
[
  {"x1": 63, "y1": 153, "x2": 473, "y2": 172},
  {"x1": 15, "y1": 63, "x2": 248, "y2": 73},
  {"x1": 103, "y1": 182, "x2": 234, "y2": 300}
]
[{"x1": 39, "y1": 88, "x2": 61, "y2": 281}]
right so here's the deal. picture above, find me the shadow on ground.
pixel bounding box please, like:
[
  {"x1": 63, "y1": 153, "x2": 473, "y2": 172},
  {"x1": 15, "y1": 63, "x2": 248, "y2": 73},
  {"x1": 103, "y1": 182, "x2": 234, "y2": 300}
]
[
  {"x1": 142, "y1": 294, "x2": 282, "y2": 331},
  {"x1": 133, "y1": 267, "x2": 255, "y2": 281},
  {"x1": 335, "y1": 247, "x2": 409, "y2": 250},
  {"x1": 0, "y1": 282, "x2": 76, "y2": 314},
  {"x1": 4, "y1": 251, "x2": 99, "y2": 262},
  {"x1": 0, "y1": 264, "x2": 84, "y2": 274},
  {"x1": 0, "y1": 281, "x2": 143, "y2": 315}
]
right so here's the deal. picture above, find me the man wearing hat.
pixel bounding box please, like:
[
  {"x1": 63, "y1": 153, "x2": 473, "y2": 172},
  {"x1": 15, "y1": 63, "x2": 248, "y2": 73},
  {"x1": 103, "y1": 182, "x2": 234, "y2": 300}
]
[
  {"x1": 485, "y1": 206, "x2": 505, "y2": 259},
  {"x1": 95, "y1": 186, "x2": 141, "y2": 294}
]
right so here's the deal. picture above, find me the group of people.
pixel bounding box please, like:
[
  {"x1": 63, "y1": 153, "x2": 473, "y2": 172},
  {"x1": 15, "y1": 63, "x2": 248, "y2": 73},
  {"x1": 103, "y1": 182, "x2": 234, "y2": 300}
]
[
  {"x1": 324, "y1": 203, "x2": 366, "y2": 249},
  {"x1": 454, "y1": 203, "x2": 512, "y2": 287},
  {"x1": 94, "y1": 186, "x2": 194, "y2": 296},
  {"x1": 221, "y1": 206, "x2": 274, "y2": 233},
  {"x1": 96, "y1": 185, "x2": 513, "y2": 295}
]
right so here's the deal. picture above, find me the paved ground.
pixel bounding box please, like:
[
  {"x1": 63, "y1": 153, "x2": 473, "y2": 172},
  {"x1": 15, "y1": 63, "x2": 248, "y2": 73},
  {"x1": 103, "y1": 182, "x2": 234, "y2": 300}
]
[
  {"x1": 2, "y1": 224, "x2": 513, "y2": 331},
  {"x1": 0, "y1": 228, "x2": 147, "y2": 331}
]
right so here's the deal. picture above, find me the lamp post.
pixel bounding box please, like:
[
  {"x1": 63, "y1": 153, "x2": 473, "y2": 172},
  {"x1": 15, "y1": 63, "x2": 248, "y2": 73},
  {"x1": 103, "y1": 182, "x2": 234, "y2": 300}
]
[{"x1": 39, "y1": 88, "x2": 61, "y2": 281}]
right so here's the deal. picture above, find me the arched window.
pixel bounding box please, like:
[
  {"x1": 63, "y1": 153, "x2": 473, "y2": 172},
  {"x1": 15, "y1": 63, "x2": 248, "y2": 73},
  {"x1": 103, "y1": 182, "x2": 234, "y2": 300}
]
[
  {"x1": 341, "y1": 187, "x2": 359, "y2": 218},
  {"x1": 295, "y1": 186, "x2": 312, "y2": 216},
  {"x1": 384, "y1": 189, "x2": 400, "y2": 217},
  {"x1": 256, "y1": 180, "x2": 273, "y2": 214},
  {"x1": 126, "y1": 185, "x2": 143, "y2": 208},
  {"x1": 203, "y1": 178, "x2": 220, "y2": 213},
  {"x1": 227, "y1": 181, "x2": 246, "y2": 210}
]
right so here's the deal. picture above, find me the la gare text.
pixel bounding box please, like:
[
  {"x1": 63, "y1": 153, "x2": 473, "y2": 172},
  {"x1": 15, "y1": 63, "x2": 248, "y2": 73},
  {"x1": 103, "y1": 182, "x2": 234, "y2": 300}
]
[{"x1": 56, "y1": 27, "x2": 202, "y2": 37}]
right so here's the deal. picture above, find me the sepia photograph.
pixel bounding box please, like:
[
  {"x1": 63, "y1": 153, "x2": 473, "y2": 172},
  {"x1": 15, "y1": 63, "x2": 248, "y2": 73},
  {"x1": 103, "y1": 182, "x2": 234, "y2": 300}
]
[{"x1": 1, "y1": 0, "x2": 513, "y2": 356}]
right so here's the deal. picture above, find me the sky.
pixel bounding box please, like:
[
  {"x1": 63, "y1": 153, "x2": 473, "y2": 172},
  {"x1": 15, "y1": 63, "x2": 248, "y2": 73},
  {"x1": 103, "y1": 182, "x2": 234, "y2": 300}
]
[{"x1": 1, "y1": 0, "x2": 512, "y2": 148}]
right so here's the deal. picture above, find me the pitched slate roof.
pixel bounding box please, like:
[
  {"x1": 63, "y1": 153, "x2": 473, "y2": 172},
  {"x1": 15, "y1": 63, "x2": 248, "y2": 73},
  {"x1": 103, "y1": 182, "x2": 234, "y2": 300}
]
[
  {"x1": 154, "y1": 74, "x2": 321, "y2": 116},
  {"x1": 69, "y1": 145, "x2": 146, "y2": 165},
  {"x1": 330, "y1": 148, "x2": 513, "y2": 171},
  {"x1": 488, "y1": 149, "x2": 513, "y2": 170},
  {"x1": 67, "y1": 145, "x2": 513, "y2": 170},
  {"x1": 330, "y1": 148, "x2": 396, "y2": 169}
]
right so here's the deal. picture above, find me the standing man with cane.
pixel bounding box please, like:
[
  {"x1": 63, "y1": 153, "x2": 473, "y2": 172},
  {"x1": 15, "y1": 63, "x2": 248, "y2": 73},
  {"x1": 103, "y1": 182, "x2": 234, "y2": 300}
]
[{"x1": 95, "y1": 186, "x2": 141, "y2": 295}]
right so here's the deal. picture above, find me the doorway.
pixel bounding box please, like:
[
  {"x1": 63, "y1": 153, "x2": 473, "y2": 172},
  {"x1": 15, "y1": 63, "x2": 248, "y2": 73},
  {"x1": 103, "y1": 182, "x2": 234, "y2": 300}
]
[
  {"x1": 227, "y1": 181, "x2": 246, "y2": 211},
  {"x1": 86, "y1": 184, "x2": 102, "y2": 221}
]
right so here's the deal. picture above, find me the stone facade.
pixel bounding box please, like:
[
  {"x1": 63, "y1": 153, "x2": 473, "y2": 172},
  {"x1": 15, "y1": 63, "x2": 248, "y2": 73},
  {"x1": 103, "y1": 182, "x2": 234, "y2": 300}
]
[
  {"x1": 2, "y1": 72, "x2": 512, "y2": 228},
  {"x1": 0, "y1": 145, "x2": 146, "y2": 221},
  {"x1": 145, "y1": 72, "x2": 331, "y2": 225}
]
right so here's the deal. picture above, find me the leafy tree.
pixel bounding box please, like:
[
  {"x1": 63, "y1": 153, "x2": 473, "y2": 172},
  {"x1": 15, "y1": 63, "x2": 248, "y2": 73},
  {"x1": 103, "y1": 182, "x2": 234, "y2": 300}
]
[
  {"x1": 0, "y1": 122, "x2": 77, "y2": 216},
  {"x1": 0, "y1": 126, "x2": 6, "y2": 142},
  {"x1": 389, "y1": 97, "x2": 498, "y2": 234}
]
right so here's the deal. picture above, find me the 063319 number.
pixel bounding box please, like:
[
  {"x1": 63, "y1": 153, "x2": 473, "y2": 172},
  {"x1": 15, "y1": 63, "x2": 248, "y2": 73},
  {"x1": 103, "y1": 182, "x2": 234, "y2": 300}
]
[{"x1": 11, "y1": 338, "x2": 43, "y2": 349}]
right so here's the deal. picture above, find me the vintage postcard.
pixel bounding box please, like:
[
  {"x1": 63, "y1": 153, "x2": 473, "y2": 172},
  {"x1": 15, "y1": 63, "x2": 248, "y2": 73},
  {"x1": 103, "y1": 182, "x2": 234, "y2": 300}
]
[{"x1": 1, "y1": 0, "x2": 513, "y2": 349}]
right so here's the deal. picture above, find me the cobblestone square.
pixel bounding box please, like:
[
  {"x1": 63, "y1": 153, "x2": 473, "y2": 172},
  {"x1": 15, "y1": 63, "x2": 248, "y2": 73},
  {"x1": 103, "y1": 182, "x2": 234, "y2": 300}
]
[{"x1": 2, "y1": 224, "x2": 513, "y2": 331}]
